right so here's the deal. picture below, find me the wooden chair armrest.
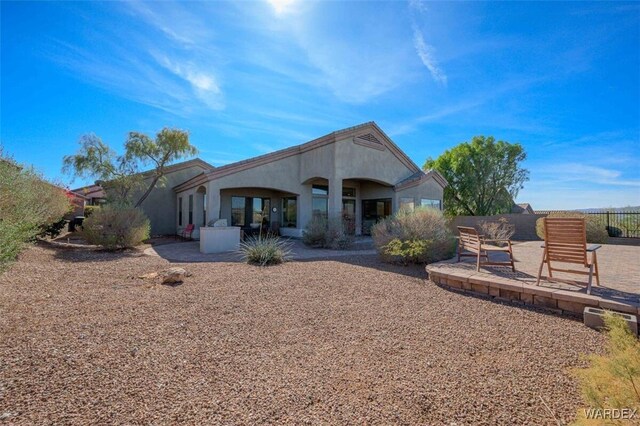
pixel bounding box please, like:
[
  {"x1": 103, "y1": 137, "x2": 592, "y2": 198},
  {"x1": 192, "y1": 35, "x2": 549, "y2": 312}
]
[
  {"x1": 483, "y1": 239, "x2": 512, "y2": 243},
  {"x1": 586, "y1": 244, "x2": 602, "y2": 252}
]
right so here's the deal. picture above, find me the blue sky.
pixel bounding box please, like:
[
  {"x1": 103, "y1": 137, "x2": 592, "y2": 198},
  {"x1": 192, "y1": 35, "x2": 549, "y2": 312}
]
[{"x1": 1, "y1": 1, "x2": 639, "y2": 209}]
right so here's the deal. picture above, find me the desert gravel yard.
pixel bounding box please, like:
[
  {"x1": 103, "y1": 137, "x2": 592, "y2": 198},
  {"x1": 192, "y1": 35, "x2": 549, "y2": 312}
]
[{"x1": 1, "y1": 244, "x2": 605, "y2": 425}]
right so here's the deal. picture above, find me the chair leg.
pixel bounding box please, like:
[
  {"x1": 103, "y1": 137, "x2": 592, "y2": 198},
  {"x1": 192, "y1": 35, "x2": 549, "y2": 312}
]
[
  {"x1": 587, "y1": 264, "x2": 594, "y2": 295},
  {"x1": 457, "y1": 244, "x2": 461, "y2": 263},
  {"x1": 476, "y1": 253, "x2": 481, "y2": 271},
  {"x1": 592, "y1": 251, "x2": 600, "y2": 286},
  {"x1": 508, "y1": 241, "x2": 515, "y2": 272},
  {"x1": 536, "y1": 251, "x2": 546, "y2": 286}
]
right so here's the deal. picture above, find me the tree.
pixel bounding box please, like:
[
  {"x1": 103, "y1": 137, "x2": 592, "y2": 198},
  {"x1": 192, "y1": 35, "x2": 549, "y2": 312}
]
[
  {"x1": 63, "y1": 128, "x2": 197, "y2": 207},
  {"x1": 424, "y1": 136, "x2": 529, "y2": 216}
]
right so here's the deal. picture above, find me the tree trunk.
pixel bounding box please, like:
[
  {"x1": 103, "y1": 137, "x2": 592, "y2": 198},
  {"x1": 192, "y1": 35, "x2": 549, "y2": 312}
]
[{"x1": 134, "y1": 175, "x2": 161, "y2": 208}]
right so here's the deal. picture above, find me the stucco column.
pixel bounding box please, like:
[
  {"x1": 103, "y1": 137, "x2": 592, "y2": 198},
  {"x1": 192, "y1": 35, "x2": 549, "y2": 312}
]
[
  {"x1": 328, "y1": 177, "x2": 342, "y2": 221},
  {"x1": 298, "y1": 185, "x2": 312, "y2": 230},
  {"x1": 207, "y1": 181, "x2": 222, "y2": 222}
]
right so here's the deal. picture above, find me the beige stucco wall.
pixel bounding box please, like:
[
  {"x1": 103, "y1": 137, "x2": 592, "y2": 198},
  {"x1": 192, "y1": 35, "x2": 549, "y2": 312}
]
[
  {"x1": 394, "y1": 179, "x2": 444, "y2": 210},
  {"x1": 175, "y1": 134, "x2": 445, "y2": 237},
  {"x1": 136, "y1": 165, "x2": 209, "y2": 236}
]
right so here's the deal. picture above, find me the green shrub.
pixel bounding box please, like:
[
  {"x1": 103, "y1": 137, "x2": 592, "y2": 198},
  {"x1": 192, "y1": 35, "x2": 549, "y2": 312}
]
[
  {"x1": 82, "y1": 205, "x2": 150, "y2": 250},
  {"x1": 83, "y1": 205, "x2": 99, "y2": 218},
  {"x1": 1, "y1": 151, "x2": 71, "y2": 271},
  {"x1": 302, "y1": 216, "x2": 353, "y2": 250},
  {"x1": 536, "y1": 212, "x2": 609, "y2": 244},
  {"x1": 372, "y1": 207, "x2": 455, "y2": 264},
  {"x1": 572, "y1": 312, "x2": 640, "y2": 425},
  {"x1": 238, "y1": 234, "x2": 292, "y2": 266}
]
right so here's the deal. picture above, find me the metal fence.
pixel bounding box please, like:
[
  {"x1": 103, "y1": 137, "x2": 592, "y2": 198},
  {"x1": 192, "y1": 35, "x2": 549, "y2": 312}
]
[{"x1": 535, "y1": 210, "x2": 640, "y2": 238}]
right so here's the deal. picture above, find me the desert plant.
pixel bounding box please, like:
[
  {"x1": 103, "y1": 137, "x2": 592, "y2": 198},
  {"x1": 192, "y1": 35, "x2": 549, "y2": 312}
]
[
  {"x1": 83, "y1": 205, "x2": 99, "y2": 218},
  {"x1": 302, "y1": 216, "x2": 354, "y2": 249},
  {"x1": 238, "y1": 234, "x2": 292, "y2": 266},
  {"x1": 372, "y1": 207, "x2": 455, "y2": 264},
  {"x1": 82, "y1": 205, "x2": 150, "y2": 250},
  {"x1": 536, "y1": 212, "x2": 609, "y2": 244},
  {"x1": 572, "y1": 312, "x2": 640, "y2": 425},
  {"x1": 479, "y1": 217, "x2": 515, "y2": 246},
  {"x1": 1, "y1": 150, "x2": 71, "y2": 270}
]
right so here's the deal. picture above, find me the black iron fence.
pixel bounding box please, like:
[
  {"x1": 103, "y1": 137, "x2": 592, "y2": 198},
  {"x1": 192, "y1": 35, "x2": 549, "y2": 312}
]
[{"x1": 535, "y1": 210, "x2": 640, "y2": 238}]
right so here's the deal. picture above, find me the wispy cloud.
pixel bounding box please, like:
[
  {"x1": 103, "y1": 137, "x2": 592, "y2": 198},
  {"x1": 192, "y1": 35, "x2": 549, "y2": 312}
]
[
  {"x1": 412, "y1": 26, "x2": 447, "y2": 85},
  {"x1": 535, "y1": 162, "x2": 640, "y2": 187}
]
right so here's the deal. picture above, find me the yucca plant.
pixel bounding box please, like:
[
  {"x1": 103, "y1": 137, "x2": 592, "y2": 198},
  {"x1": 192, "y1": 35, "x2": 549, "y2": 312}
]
[{"x1": 238, "y1": 234, "x2": 292, "y2": 266}]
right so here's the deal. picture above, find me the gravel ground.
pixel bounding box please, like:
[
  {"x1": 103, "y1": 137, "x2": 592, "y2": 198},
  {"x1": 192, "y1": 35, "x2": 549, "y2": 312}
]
[{"x1": 0, "y1": 244, "x2": 605, "y2": 425}]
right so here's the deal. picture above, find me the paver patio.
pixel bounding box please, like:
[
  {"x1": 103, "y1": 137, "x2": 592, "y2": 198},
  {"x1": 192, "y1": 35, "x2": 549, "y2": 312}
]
[{"x1": 427, "y1": 241, "x2": 640, "y2": 318}]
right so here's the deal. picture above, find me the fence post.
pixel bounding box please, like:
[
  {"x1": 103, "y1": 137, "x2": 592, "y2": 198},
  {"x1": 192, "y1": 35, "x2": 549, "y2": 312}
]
[{"x1": 607, "y1": 211, "x2": 610, "y2": 234}]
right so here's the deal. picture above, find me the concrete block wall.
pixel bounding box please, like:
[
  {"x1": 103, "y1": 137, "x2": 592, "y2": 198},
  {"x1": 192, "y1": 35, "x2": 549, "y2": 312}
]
[{"x1": 449, "y1": 214, "x2": 546, "y2": 241}]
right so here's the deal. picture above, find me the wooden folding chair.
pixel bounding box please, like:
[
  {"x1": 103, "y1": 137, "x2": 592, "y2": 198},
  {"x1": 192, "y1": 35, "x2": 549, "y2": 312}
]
[
  {"x1": 457, "y1": 226, "x2": 516, "y2": 272},
  {"x1": 536, "y1": 218, "x2": 600, "y2": 294}
]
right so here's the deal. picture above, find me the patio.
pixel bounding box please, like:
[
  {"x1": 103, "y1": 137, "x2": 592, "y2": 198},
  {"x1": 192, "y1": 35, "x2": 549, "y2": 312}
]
[{"x1": 426, "y1": 241, "x2": 640, "y2": 319}]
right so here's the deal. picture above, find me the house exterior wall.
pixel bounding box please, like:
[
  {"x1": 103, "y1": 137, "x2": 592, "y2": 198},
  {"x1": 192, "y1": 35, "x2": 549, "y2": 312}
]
[
  {"x1": 174, "y1": 125, "x2": 446, "y2": 238},
  {"x1": 394, "y1": 179, "x2": 444, "y2": 210},
  {"x1": 136, "y1": 165, "x2": 209, "y2": 236}
]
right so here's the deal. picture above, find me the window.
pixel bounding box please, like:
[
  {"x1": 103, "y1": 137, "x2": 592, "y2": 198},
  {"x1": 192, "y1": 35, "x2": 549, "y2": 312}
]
[
  {"x1": 400, "y1": 197, "x2": 415, "y2": 212},
  {"x1": 312, "y1": 185, "x2": 328, "y2": 195},
  {"x1": 202, "y1": 194, "x2": 207, "y2": 226},
  {"x1": 421, "y1": 198, "x2": 441, "y2": 210},
  {"x1": 178, "y1": 197, "x2": 183, "y2": 226},
  {"x1": 188, "y1": 195, "x2": 193, "y2": 224},
  {"x1": 342, "y1": 187, "x2": 356, "y2": 197},
  {"x1": 312, "y1": 197, "x2": 328, "y2": 220},
  {"x1": 231, "y1": 196, "x2": 270, "y2": 227},
  {"x1": 282, "y1": 197, "x2": 297, "y2": 228},
  {"x1": 231, "y1": 196, "x2": 246, "y2": 226},
  {"x1": 312, "y1": 184, "x2": 328, "y2": 220}
]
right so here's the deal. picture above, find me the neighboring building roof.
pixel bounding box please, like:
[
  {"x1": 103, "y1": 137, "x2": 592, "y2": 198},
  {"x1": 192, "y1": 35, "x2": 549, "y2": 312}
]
[
  {"x1": 512, "y1": 203, "x2": 535, "y2": 214},
  {"x1": 174, "y1": 122, "x2": 434, "y2": 193}
]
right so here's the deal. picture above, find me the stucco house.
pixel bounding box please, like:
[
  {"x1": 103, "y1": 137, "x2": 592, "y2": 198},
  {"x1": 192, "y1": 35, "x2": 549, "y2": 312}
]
[{"x1": 173, "y1": 122, "x2": 447, "y2": 239}]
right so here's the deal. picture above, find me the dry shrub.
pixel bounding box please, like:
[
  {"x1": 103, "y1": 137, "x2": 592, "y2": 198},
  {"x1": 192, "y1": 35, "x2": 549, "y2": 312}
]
[
  {"x1": 372, "y1": 208, "x2": 455, "y2": 264},
  {"x1": 536, "y1": 212, "x2": 608, "y2": 244},
  {"x1": 572, "y1": 312, "x2": 640, "y2": 425},
  {"x1": 302, "y1": 216, "x2": 353, "y2": 249},
  {"x1": 1, "y1": 152, "x2": 71, "y2": 270},
  {"x1": 82, "y1": 205, "x2": 150, "y2": 250},
  {"x1": 479, "y1": 217, "x2": 515, "y2": 246}
]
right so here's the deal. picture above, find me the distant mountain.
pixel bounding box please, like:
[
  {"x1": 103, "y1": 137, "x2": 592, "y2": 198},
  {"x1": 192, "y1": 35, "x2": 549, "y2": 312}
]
[{"x1": 577, "y1": 206, "x2": 640, "y2": 213}]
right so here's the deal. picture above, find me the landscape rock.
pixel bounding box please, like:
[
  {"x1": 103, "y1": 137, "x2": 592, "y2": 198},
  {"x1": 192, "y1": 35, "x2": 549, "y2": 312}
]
[{"x1": 161, "y1": 267, "x2": 189, "y2": 285}]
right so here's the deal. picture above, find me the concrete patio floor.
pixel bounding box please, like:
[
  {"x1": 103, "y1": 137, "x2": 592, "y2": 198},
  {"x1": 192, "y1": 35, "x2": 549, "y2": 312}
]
[
  {"x1": 427, "y1": 240, "x2": 640, "y2": 318},
  {"x1": 144, "y1": 238, "x2": 377, "y2": 263}
]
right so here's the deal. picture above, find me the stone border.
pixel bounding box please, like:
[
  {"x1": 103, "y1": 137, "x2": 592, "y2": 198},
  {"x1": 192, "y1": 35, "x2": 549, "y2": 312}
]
[{"x1": 426, "y1": 264, "x2": 640, "y2": 319}]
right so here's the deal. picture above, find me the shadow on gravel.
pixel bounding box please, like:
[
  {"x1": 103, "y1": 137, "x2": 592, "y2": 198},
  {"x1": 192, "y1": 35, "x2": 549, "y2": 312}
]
[
  {"x1": 39, "y1": 242, "x2": 146, "y2": 263},
  {"x1": 294, "y1": 254, "x2": 430, "y2": 280}
]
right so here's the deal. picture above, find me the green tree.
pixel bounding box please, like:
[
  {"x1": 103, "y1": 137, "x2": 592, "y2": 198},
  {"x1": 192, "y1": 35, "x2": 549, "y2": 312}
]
[
  {"x1": 63, "y1": 128, "x2": 197, "y2": 207},
  {"x1": 424, "y1": 136, "x2": 529, "y2": 216}
]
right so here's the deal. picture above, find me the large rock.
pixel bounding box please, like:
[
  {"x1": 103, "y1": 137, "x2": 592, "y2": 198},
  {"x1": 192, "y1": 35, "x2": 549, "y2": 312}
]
[{"x1": 162, "y1": 267, "x2": 189, "y2": 285}]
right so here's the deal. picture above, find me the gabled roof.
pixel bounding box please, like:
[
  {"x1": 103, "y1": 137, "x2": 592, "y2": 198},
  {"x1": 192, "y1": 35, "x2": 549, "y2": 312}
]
[
  {"x1": 174, "y1": 122, "x2": 426, "y2": 192},
  {"x1": 394, "y1": 169, "x2": 448, "y2": 190}
]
